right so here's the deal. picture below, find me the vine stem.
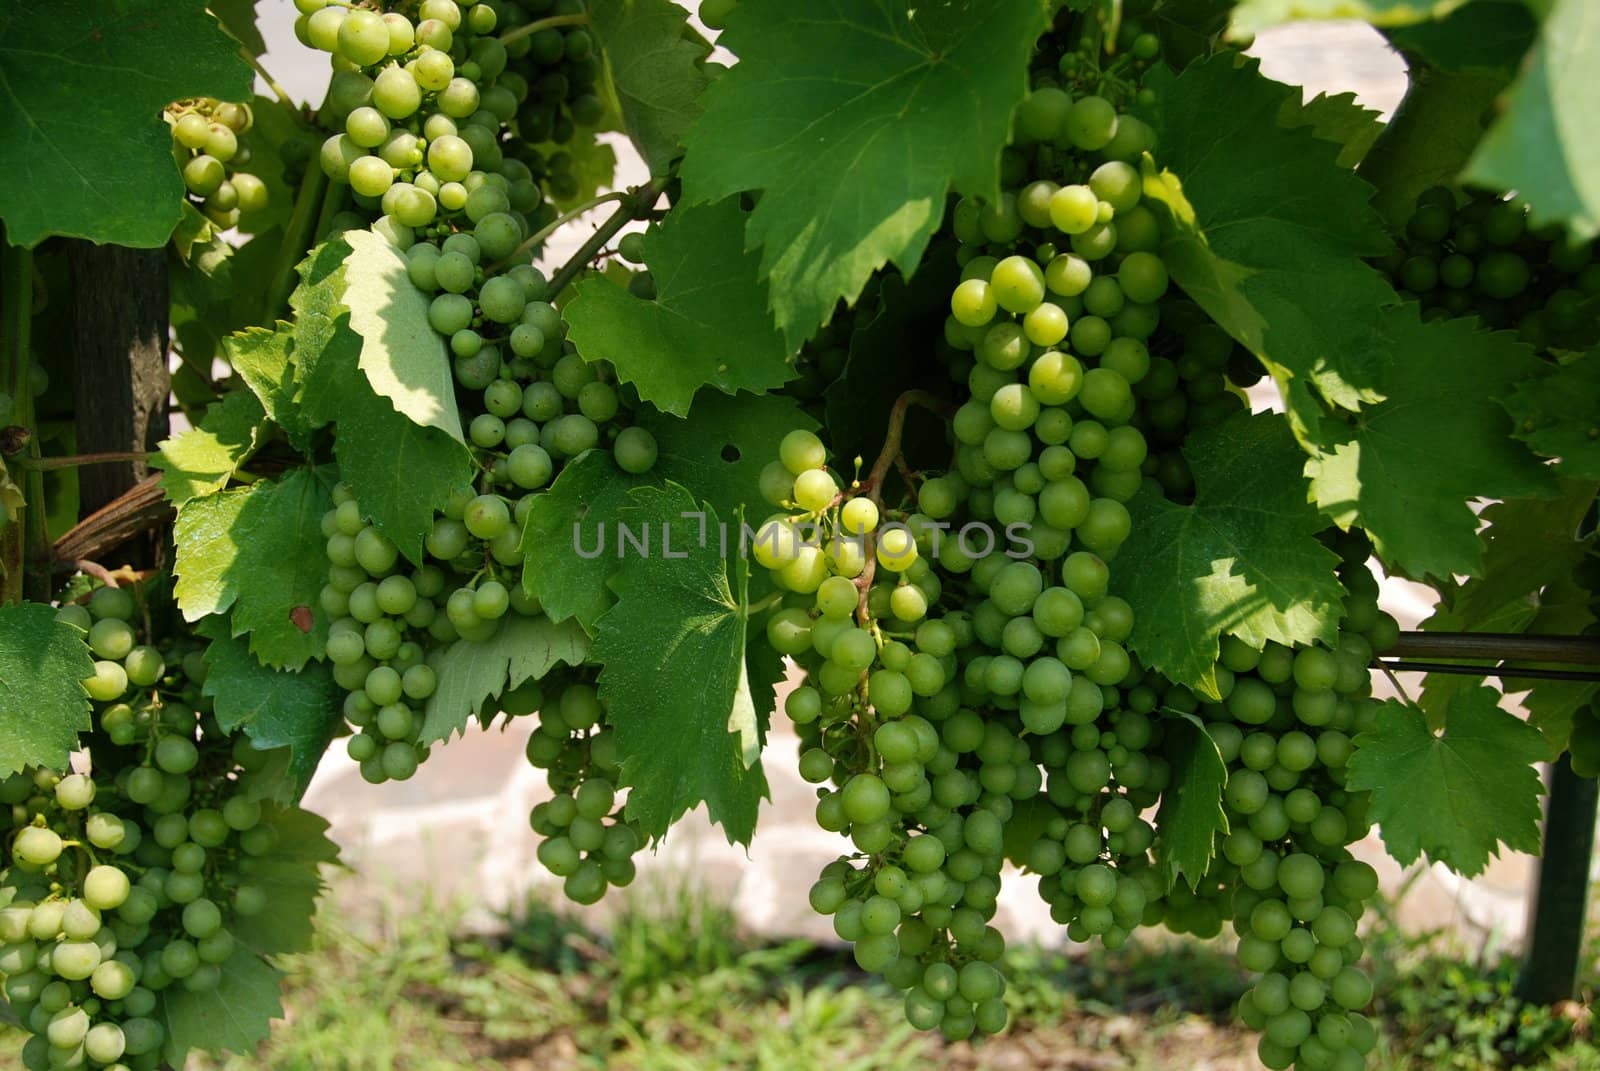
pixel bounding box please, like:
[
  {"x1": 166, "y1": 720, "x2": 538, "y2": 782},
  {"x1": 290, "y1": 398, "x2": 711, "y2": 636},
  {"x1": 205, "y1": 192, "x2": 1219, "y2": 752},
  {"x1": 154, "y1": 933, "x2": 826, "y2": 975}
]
[
  {"x1": 241, "y1": 50, "x2": 295, "y2": 108},
  {"x1": 264, "y1": 158, "x2": 330, "y2": 320},
  {"x1": 485, "y1": 191, "x2": 628, "y2": 275},
  {"x1": 499, "y1": 12, "x2": 588, "y2": 47},
  {"x1": 851, "y1": 389, "x2": 956, "y2": 625},
  {"x1": 13, "y1": 450, "x2": 151, "y2": 472},
  {"x1": 1387, "y1": 631, "x2": 1600, "y2": 666},
  {"x1": 546, "y1": 177, "x2": 669, "y2": 299}
]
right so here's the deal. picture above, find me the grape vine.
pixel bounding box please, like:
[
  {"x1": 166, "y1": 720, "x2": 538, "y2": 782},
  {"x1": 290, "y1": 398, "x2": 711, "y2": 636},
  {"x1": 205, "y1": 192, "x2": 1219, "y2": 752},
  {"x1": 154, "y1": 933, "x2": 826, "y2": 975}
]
[{"x1": 1, "y1": 0, "x2": 1597, "y2": 1064}]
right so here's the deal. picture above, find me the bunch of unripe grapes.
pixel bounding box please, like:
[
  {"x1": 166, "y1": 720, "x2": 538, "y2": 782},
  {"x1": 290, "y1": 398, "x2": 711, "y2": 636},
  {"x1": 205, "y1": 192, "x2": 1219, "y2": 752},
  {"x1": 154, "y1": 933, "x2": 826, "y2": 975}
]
[
  {"x1": 524, "y1": 669, "x2": 645, "y2": 904},
  {"x1": 753, "y1": 430, "x2": 1020, "y2": 1040},
  {"x1": 306, "y1": 0, "x2": 547, "y2": 251},
  {"x1": 3, "y1": 588, "x2": 290, "y2": 1071},
  {"x1": 166, "y1": 99, "x2": 269, "y2": 229},
  {"x1": 1154, "y1": 545, "x2": 1396, "y2": 1071},
  {"x1": 497, "y1": 0, "x2": 607, "y2": 165},
  {"x1": 1384, "y1": 187, "x2": 1599, "y2": 351}
]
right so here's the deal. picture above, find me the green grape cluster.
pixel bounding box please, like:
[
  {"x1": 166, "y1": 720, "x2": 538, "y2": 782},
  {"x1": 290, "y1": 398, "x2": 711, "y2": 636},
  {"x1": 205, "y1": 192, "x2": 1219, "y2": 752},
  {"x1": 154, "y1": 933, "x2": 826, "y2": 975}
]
[
  {"x1": 305, "y1": 0, "x2": 550, "y2": 244},
  {"x1": 1166, "y1": 546, "x2": 1400, "y2": 1071},
  {"x1": 496, "y1": 0, "x2": 608, "y2": 190},
  {"x1": 166, "y1": 99, "x2": 269, "y2": 229},
  {"x1": 1382, "y1": 186, "x2": 1600, "y2": 351},
  {"x1": 524, "y1": 669, "x2": 645, "y2": 904},
  {"x1": 320, "y1": 480, "x2": 531, "y2": 784},
  {"x1": 3, "y1": 587, "x2": 293, "y2": 1071}
]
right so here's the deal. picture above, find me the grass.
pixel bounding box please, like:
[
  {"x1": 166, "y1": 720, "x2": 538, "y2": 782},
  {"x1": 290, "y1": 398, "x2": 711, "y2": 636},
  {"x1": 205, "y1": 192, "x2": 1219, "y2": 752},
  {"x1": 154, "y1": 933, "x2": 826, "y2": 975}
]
[{"x1": 4, "y1": 878, "x2": 1599, "y2": 1070}]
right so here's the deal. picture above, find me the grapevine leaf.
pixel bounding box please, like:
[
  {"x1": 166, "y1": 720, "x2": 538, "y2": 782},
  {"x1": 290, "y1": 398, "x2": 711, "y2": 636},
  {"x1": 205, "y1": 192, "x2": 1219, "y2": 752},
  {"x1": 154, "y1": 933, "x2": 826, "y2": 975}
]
[
  {"x1": 0, "y1": 605, "x2": 95, "y2": 776},
  {"x1": 531, "y1": 136, "x2": 618, "y2": 211},
  {"x1": 1347, "y1": 688, "x2": 1547, "y2": 876},
  {"x1": 285, "y1": 237, "x2": 361, "y2": 432},
  {"x1": 209, "y1": 0, "x2": 267, "y2": 56},
  {"x1": 332, "y1": 391, "x2": 475, "y2": 566},
  {"x1": 420, "y1": 614, "x2": 590, "y2": 744},
  {"x1": 1148, "y1": 0, "x2": 1232, "y2": 69},
  {"x1": 564, "y1": 197, "x2": 792, "y2": 415},
  {"x1": 0, "y1": 1, "x2": 252, "y2": 247},
  {"x1": 1230, "y1": 0, "x2": 1469, "y2": 35},
  {"x1": 679, "y1": 0, "x2": 1050, "y2": 349},
  {"x1": 154, "y1": 390, "x2": 266, "y2": 505},
  {"x1": 341, "y1": 229, "x2": 463, "y2": 443},
  {"x1": 520, "y1": 451, "x2": 655, "y2": 628},
  {"x1": 1114, "y1": 412, "x2": 1345, "y2": 699},
  {"x1": 1156, "y1": 715, "x2": 1230, "y2": 892},
  {"x1": 201, "y1": 633, "x2": 341, "y2": 799},
  {"x1": 159, "y1": 948, "x2": 282, "y2": 1068},
  {"x1": 1002, "y1": 797, "x2": 1058, "y2": 868},
  {"x1": 826, "y1": 255, "x2": 962, "y2": 467},
  {"x1": 225, "y1": 805, "x2": 339, "y2": 959},
  {"x1": 587, "y1": 0, "x2": 711, "y2": 175},
  {"x1": 1520, "y1": 576, "x2": 1599, "y2": 752},
  {"x1": 1419, "y1": 483, "x2": 1599, "y2": 750},
  {"x1": 641, "y1": 390, "x2": 820, "y2": 531},
  {"x1": 1446, "y1": 483, "x2": 1597, "y2": 630},
  {"x1": 1506, "y1": 347, "x2": 1600, "y2": 478},
  {"x1": 1304, "y1": 308, "x2": 1557, "y2": 579},
  {"x1": 1465, "y1": 0, "x2": 1600, "y2": 240},
  {"x1": 1385, "y1": 0, "x2": 1537, "y2": 74},
  {"x1": 1281, "y1": 92, "x2": 1384, "y2": 170},
  {"x1": 591, "y1": 485, "x2": 768, "y2": 844},
  {"x1": 172, "y1": 468, "x2": 334, "y2": 669},
  {"x1": 1138, "y1": 56, "x2": 1396, "y2": 424}
]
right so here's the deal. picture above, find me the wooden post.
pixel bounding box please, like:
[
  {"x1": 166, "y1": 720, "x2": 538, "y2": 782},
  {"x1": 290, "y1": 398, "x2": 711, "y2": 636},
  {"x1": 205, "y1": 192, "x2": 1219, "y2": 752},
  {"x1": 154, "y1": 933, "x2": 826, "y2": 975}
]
[
  {"x1": 1516, "y1": 755, "x2": 1599, "y2": 1005},
  {"x1": 66, "y1": 242, "x2": 170, "y2": 518}
]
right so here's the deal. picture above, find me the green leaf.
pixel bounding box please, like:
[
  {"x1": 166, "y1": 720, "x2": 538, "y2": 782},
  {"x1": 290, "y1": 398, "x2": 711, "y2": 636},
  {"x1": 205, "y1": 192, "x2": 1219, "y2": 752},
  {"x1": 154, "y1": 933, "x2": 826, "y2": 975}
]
[
  {"x1": 0, "y1": 1, "x2": 252, "y2": 247},
  {"x1": 1001, "y1": 796, "x2": 1058, "y2": 868},
  {"x1": 159, "y1": 947, "x2": 283, "y2": 1067},
  {"x1": 209, "y1": 0, "x2": 266, "y2": 56},
  {"x1": 640, "y1": 389, "x2": 820, "y2": 531},
  {"x1": 1358, "y1": 67, "x2": 1507, "y2": 232},
  {"x1": 1156, "y1": 715, "x2": 1230, "y2": 891},
  {"x1": 1230, "y1": 0, "x2": 1469, "y2": 35},
  {"x1": 1465, "y1": 0, "x2": 1600, "y2": 240},
  {"x1": 1281, "y1": 92, "x2": 1385, "y2": 170},
  {"x1": 284, "y1": 237, "x2": 362, "y2": 432},
  {"x1": 564, "y1": 198, "x2": 793, "y2": 415},
  {"x1": 532, "y1": 136, "x2": 618, "y2": 211},
  {"x1": 172, "y1": 468, "x2": 334, "y2": 669},
  {"x1": 0, "y1": 605, "x2": 94, "y2": 776},
  {"x1": 591, "y1": 485, "x2": 769, "y2": 844},
  {"x1": 202, "y1": 633, "x2": 340, "y2": 800},
  {"x1": 679, "y1": 0, "x2": 1051, "y2": 349},
  {"x1": 1304, "y1": 308, "x2": 1557, "y2": 578},
  {"x1": 342, "y1": 229, "x2": 463, "y2": 443},
  {"x1": 333, "y1": 389, "x2": 476, "y2": 566},
  {"x1": 154, "y1": 390, "x2": 266, "y2": 505},
  {"x1": 1506, "y1": 346, "x2": 1600, "y2": 478},
  {"x1": 1347, "y1": 688, "x2": 1547, "y2": 876},
  {"x1": 1149, "y1": 0, "x2": 1232, "y2": 68},
  {"x1": 1419, "y1": 483, "x2": 1599, "y2": 750},
  {"x1": 825, "y1": 255, "x2": 962, "y2": 468},
  {"x1": 1138, "y1": 56, "x2": 1396, "y2": 423},
  {"x1": 224, "y1": 805, "x2": 339, "y2": 958},
  {"x1": 1385, "y1": 0, "x2": 1537, "y2": 74},
  {"x1": 420, "y1": 613, "x2": 590, "y2": 744},
  {"x1": 1114, "y1": 412, "x2": 1346, "y2": 699},
  {"x1": 520, "y1": 446, "x2": 655, "y2": 629},
  {"x1": 588, "y1": 0, "x2": 711, "y2": 174}
]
